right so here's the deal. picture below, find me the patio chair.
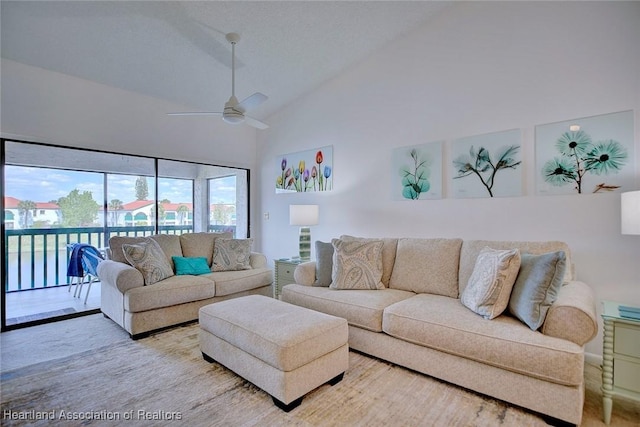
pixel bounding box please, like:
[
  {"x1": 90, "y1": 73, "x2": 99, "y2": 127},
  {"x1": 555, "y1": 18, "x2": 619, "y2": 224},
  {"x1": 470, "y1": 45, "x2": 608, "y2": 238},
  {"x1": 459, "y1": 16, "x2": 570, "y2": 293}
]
[{"x1": 67, "y1": 244, "x2": 104, "y2": 304}]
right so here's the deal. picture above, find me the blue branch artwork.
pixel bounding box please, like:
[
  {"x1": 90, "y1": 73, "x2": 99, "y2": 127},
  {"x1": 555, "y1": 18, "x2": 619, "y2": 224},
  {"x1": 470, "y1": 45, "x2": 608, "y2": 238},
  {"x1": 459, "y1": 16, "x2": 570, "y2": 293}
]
[{"x1": 453, "y1": 145, "x2": 521, "y2": 197}]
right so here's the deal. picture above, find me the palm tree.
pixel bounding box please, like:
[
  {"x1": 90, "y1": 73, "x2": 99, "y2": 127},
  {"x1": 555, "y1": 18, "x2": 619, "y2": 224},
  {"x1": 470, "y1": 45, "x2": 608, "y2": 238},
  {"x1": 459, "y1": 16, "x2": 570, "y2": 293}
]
[
  {"x1": 177, "y1": 205, "x2": 189, "y2": 225},
  {"x1": 108, "y1": 199, "x2": 124, "y2": 226},
  {"x1": 17, "y1": 200, "x2": 36, "y2": 228}
]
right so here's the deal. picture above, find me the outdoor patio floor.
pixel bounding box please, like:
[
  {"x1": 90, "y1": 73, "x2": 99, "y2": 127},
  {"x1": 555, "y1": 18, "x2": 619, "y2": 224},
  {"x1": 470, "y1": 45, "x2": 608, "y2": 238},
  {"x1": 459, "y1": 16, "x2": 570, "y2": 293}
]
[{"x1": 4, "y1": 282, "x2": 101, "y2": 326}]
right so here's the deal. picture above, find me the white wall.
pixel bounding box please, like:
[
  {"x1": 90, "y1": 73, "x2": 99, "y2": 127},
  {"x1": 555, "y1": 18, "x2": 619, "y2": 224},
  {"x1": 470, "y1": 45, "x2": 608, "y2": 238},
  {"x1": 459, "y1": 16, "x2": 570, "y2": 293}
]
[
  {"x1": 1, "y1": 59, "x2": 262, "y2": 243},
  {"x1": 258, "y1": 2, "x2": 640, "y2": 357}
]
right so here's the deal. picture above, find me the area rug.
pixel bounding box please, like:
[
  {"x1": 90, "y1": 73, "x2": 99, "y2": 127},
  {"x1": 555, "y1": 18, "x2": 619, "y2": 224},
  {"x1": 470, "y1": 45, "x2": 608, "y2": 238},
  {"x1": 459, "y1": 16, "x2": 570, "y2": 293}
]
[{"x1": 1, "y1": 322, "x2": 638, "y2": 426}]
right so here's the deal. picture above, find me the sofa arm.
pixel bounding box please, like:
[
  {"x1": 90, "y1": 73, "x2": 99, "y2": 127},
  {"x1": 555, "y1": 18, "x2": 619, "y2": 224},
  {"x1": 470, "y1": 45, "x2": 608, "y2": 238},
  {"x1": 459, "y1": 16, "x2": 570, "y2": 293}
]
[
  {"x1": 541, "y1": 281, "x2": 598, "y2": 346},
  {"x1": 250, "y1": 252, "x2": 267, "y2": 269},
  {"x1": 293, "y1": 261, "x2": 317, "y2": 286},
  {"x1": 97, "y1": 260, "x2": 144, "y2": 294}
]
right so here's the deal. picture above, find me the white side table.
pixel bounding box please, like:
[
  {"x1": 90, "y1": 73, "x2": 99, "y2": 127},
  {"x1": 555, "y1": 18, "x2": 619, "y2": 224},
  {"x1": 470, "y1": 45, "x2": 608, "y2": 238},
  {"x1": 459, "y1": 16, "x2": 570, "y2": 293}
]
[
  {"x1": 273, "y1": 258, "x2": 304, "y2": 299},
  {"x1": 601, "y1": 300, "x2": 640, "y2": 424}
]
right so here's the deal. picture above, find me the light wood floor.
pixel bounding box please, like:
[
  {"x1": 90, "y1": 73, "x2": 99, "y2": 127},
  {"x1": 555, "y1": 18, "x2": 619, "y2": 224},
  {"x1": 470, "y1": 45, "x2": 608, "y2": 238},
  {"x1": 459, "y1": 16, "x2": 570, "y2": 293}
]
[{"x1": 4, "y1": 282, "x2": 101, "y2": 326}]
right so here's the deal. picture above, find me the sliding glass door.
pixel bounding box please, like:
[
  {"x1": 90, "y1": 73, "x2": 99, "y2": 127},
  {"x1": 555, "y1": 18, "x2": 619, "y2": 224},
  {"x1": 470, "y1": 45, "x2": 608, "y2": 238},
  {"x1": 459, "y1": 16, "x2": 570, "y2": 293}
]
[{"x1": 1, "y1": 139, "x2": 250, "y2": 330}]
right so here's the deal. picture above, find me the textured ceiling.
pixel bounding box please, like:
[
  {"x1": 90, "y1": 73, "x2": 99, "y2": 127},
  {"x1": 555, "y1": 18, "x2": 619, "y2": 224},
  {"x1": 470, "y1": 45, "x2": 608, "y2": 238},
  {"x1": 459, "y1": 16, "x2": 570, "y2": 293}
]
[{"x1": 1, "y1": 1, "x2": 452, "y2": 124}]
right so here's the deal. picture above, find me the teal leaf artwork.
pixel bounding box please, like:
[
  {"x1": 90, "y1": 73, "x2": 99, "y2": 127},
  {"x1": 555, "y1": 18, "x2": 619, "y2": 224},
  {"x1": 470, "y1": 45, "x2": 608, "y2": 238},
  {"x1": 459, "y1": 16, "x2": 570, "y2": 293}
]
[
  {"x1": 392, "y1": 142, "x2": 443, "y2": 201},
  {"x1": 401, "y1": 149, "x2": 431, "y2": 200}
]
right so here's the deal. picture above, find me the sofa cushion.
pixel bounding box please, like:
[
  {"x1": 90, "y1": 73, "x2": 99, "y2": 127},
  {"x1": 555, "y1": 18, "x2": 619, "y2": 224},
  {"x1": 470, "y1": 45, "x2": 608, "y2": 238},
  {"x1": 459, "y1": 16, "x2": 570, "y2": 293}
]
[
  {"x1": 109, "y1": 234, "x2": 182, "y2": 269},
  {"x1": 461, "y1": 247, "x2": 521, "y2": 320},
  {"x1": 330, "y1": 238, "x2": 384, "y2": 290},
  {"x1": 122, "y1": 238, "x2": 175, "y2": 286},
  {"x1": 459, "y1": 240, "x2": 573, "y2": 295},
  {"x1": 212, "y1": 238, "x2": 253, "y2": 271},
  {"x1": 281, "y1": 284, "x2": 414, "y2": 332},
  {"x1": 179, "y1": 232, "x2": 232, "y2": 266},
  {"x1": 388, "y1": 238, "x2": 463, "y2": 297},
  {"x1": 124, "y1": 274, "x2": 216, "y2": 312},
  {"x1": 340, "y1": 235, "x2": 398, "y2": 287},
  {"x1": 382, "y1": 294, "x2": 585, "y2": 386},
  {"x1": 314, "y1": 240, "x2": 334, "y2": 287},
  {"x1": 509, "y1": 251, "x2": 567, "y2": 330},
  {"x1": 203, "y1": 267, "x2": 273, "y2": 297}
]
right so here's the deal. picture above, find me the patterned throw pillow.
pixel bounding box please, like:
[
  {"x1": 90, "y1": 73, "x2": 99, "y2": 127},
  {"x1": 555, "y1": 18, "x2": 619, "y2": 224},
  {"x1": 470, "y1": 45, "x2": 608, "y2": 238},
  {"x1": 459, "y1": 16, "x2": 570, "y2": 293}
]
[
  {"x1": 330, "y1": 238, "x2": 384, "y2": 290},
  {"x1": 122, "y1": 238, "x2": 174, "y2": 285},
  {"x1": 461, "y1": 247, "x2": 521, "y2": 319},
  {"x1": 211, "y1": 238, "x2": 253, "y2": 272},
  {"x1": 509, "y1": 251, "x2": 567, "y2": 330}
]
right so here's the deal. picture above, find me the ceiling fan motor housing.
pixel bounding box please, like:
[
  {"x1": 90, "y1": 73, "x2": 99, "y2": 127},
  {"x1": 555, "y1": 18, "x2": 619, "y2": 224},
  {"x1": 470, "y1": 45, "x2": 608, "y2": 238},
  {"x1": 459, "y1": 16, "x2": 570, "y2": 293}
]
[{"x1": 223, "y1": 95, "x2": 245, "y2": 124}]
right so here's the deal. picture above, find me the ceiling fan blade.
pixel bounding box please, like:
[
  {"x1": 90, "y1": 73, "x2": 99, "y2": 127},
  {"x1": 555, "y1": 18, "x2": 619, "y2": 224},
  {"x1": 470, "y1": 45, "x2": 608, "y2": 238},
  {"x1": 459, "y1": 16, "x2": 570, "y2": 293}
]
[
  {"x1": 244, "y1": 115, "x2": 269, "y2": 130},
  {"x1": 237, "y1": 93, "x2": 268, "y2": 113},
  {"x1": 167, "y1": 112, "x2": 223, "y2": 116}
]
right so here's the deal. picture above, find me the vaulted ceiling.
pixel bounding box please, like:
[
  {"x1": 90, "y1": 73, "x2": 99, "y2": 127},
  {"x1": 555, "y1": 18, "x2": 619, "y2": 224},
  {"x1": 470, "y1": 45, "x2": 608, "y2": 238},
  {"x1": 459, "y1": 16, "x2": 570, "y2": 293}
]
[{"x1": 1, "y1": 1, "x2": 453, "y2": 125}]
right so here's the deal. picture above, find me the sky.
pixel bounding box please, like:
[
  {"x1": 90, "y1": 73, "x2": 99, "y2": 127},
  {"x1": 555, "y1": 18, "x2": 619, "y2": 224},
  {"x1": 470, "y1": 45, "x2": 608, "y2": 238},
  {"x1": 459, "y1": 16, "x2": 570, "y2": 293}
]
[{"x1": 4, "y1": 166, "x2": 236, "y2": 205}]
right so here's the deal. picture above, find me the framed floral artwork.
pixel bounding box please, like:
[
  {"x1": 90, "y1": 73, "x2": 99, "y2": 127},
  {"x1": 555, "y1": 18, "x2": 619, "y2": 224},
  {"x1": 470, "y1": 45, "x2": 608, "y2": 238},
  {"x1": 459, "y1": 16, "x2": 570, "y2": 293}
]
[
  {"x1": 451, "y1": 129, "x2": 523, "y2": 198},
  {"x1": 392, "y1": 141, "x2": 443, "y2": 200},
  {"x1": 535, "y1": 110, "x2": 634, "y2": 195},
  {"x1": 275, "y1": 145, "x2": 333, "y2": 193}
]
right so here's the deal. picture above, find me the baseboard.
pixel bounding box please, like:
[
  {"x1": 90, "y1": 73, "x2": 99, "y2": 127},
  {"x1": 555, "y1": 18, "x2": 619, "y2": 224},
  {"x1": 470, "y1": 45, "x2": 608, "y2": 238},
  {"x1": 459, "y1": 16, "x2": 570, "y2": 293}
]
[{"x1": 585, "y1": 351, "x2": 602, "y2": 367}]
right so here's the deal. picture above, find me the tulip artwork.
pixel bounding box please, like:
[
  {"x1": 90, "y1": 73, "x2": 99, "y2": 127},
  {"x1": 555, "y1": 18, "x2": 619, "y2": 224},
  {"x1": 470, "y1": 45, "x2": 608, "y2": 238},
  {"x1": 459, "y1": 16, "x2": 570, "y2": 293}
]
[{"x1": 276, "y1": 146, "x2": 333, "y2": 193}]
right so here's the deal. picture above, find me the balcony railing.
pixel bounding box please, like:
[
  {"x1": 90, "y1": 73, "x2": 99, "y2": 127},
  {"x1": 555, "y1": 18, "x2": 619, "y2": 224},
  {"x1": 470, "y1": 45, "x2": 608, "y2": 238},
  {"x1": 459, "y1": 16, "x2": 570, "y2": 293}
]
[{"x1": 4, "y1": 225, "x2": 236, "y2": 292}]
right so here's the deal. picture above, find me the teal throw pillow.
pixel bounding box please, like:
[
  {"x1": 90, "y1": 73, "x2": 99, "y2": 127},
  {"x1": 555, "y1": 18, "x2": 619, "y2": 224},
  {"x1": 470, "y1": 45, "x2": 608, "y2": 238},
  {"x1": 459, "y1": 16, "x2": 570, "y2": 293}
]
[
  {"x1": 508, "y1": 251, "x2": 566, "y2": 330},
  {"x1": 172, "y1": 256, "x2": 211, "y2": 276}
]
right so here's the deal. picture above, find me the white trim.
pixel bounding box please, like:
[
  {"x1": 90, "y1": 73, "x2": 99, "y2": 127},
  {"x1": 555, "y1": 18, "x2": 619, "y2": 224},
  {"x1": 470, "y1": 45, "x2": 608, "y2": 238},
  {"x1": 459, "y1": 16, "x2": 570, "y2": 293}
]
[{"x1": 585, "y1": 351, "x2": 602, "y2": 367}]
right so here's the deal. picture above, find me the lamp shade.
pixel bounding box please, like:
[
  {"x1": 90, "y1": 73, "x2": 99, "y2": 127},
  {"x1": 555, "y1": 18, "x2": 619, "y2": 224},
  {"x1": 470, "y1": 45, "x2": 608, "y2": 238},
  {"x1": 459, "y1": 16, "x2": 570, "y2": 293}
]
[
  {"x1": 289, "y1": 205, "x2": 319, "y2": 226},
  {"x1": 621, "y1": 191, "x2": 640, "y2": 235}
]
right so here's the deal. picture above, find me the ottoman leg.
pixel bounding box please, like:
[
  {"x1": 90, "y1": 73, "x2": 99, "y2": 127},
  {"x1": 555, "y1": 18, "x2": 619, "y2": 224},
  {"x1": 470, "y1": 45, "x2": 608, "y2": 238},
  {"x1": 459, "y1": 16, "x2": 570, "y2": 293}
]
[
  {"x1": 272, "y1": 396, "x2": 303, "y2": 412},
  {"x1": 202, "y1": 352, "x2": 217, "y2": 363},
  {"x1": 328, "y1": 372, "x2": 344, "y2": 386}
]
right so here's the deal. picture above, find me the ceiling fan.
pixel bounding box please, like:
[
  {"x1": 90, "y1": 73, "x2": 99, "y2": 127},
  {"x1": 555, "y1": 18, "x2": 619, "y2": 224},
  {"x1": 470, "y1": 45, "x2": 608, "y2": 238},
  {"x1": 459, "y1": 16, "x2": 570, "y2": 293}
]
[{"x1": 168, "y1": 32, "x2": 269, "y2": 129}]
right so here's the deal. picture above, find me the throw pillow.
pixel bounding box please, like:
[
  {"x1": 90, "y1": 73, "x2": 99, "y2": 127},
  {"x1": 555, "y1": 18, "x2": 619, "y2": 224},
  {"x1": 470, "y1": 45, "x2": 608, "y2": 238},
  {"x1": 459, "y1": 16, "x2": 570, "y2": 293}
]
[
  {"x1": 172, "y1": 256, "x2": 211, "y2": 276},
  {"x1": 122, "y1": 238, "x2": 175, "y2": 285},
  {"x1": 508, "y1": 251, "x2": 567, "y2": 330},
  {"x1": 461, "y1": 247, "x2": 521, "y2": 320},
  {"x1": 211, "y1": 238, "x2": 253, "y2": 272},
  {"x1": 314, "y1": 241, "x2": 334, "y2": 287},
  {"x1": 179, "y1": 232, "x2": 232, "y2": 266},
  {"x1": 330, "y1": 238, "x2": 384, "y2": 290}
]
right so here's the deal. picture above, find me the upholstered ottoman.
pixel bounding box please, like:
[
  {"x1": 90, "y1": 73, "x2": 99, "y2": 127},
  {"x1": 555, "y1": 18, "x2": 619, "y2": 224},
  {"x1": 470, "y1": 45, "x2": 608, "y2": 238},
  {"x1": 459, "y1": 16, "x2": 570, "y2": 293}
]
[{"x1": 199, "y1": 295, "x2": 349, "y2": 411}]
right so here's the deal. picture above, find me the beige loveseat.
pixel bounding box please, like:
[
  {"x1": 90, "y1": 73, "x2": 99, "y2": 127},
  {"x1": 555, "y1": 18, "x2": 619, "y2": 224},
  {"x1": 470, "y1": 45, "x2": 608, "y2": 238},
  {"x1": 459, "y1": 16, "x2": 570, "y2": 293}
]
[
  {"x1": 98, "y1": 232, "x2": 273, "y2": 339},
  {"x1": 282, "y1": 237, "x2": 597, "y2": 425}
]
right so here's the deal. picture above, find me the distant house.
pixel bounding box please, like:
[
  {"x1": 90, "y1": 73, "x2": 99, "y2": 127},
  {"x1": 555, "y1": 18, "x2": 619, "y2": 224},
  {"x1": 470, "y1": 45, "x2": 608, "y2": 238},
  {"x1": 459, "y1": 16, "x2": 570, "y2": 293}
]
[
  {"x1": 119, "y1": 200, "x2": 192, "y2": 227},
  {"x1": 120, "y1": 200, "x2": 154, "y2": 226},
  {"x1": 4, "y1": 196, "x2": 61, "y2": 229}
]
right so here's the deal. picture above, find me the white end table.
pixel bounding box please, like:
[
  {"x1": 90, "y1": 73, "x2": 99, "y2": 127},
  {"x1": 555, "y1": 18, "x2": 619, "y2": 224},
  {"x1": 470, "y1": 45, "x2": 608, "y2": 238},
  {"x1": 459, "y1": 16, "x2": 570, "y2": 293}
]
[
  {"x1": 601, "y1": 300, "x2": 640, "y2": 424},
  {"x1": 273, "y1": 258, "x2": 305, "y2": 299}
]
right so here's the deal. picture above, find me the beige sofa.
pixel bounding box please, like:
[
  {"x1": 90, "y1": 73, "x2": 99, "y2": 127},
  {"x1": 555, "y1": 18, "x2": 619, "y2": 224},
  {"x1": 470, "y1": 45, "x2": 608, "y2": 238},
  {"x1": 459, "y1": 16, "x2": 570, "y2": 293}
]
[
  {"x1": 98, "y1": 232, "x2": 273, "y2": 339},
  {"x1": 282, "y1": 237, "x2": 597, "y2": 425}
]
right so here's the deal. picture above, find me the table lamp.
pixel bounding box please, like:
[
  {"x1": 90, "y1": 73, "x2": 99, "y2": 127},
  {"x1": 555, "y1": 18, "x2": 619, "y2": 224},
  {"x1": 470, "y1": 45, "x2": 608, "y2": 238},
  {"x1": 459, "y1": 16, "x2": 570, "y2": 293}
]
[
  {"x1": 289, "y1": 205, "x2": 319, "y2": 260},
  {"x1": 621, "y1": 191, "x2": 640, "y2": 235}
]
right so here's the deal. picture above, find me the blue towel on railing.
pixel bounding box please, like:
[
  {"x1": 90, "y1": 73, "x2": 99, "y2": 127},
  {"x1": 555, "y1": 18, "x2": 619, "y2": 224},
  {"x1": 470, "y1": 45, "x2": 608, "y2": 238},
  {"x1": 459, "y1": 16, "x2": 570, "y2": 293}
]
[{"x1": 67, "y1": 244, "x2": 103, "y2": 278}]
